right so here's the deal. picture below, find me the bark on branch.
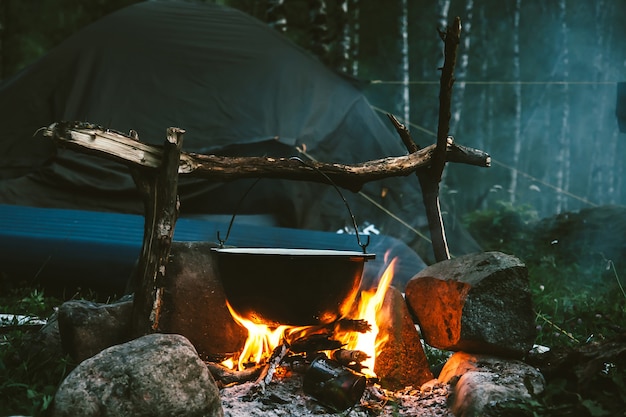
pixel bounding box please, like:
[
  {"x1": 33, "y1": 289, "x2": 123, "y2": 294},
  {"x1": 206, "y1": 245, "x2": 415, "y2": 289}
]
[
  {"x1": 129, "y1": 127, "x2": 184, "y2": 337},
  {"x1": 389, "y1": 17, "x2": 463, "y2": 263},
  {"x1": 43, "y1": 121, "x2": 489, "y2": 193}
]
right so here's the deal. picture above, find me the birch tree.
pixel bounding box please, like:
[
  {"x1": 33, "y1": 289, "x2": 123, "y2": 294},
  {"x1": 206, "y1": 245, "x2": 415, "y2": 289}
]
[
  {"x1": 508, "y1": 0, "x2": 522, "y2": 204},
  {"x1": 437, "y1": 0, "x2": 450, "y2": 35},
  {"x1": 399, "y1": 0, "x2": 410, "y2": 125},
  {"x1": 435, "y1": 0, "x2": 450, "y2": 70},
  {"x1": 333, "y1": 0, "x2": 360, "y2": 76},
  {"x1": 554, "y1": 0, "x2": 570, "y2": 214},
  {"x1": 267, "y1": 0, "x2": 287, "y2": 32},
  {"x1": 450, "y1": 0, "x2": 473, "y2": 134},
  {"x1": 586, "y1": 0, "x2": 608, "y2": 205}
]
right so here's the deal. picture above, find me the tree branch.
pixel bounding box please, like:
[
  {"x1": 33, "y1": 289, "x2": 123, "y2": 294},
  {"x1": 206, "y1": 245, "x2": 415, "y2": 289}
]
[{"x1": 43, "y1": 121, "x2": 489, "y2": 193}]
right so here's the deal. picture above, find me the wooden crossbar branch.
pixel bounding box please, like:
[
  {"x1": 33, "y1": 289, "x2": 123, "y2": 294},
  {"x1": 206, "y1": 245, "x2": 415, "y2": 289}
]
[
  {"x1": 45, "y1": 121, "x2": 488, "y2": 192},
  {"x1": 43, "y1": 17, "x2": 483, "y2": 336}
]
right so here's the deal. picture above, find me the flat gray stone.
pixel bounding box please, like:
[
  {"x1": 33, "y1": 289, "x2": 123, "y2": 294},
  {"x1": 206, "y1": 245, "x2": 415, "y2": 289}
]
[{"x1": 438, "y1": 351, "x2": 545, "y2": 417}]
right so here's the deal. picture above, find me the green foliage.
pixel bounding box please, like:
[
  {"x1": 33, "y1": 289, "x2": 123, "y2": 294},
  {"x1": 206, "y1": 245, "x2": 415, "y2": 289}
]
[
  {"x1": 462, "y1": 201, "x2": 539, "y2": 259},
  {"x1": 0, "y1": 287, "x2": 71, "y2": 415},
  {"x1": 464, "y1": 202, "x2": 626, "y2": 349},
  {"x1": 463, "y1": 202, "x2": 626, "y2": 417}
]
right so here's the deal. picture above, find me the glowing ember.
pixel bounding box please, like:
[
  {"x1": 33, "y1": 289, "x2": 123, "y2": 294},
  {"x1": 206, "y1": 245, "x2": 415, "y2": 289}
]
[{"x1": 223, "y1": 256, "x2": 397, "y2": 377}]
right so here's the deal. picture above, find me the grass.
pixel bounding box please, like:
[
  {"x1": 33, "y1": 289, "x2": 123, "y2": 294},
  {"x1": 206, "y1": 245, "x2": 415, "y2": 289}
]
[
  {"x1": 0, "y1": 279, "x2": 108, "y2": 416},
  {"x1": 0, "y1": 285, "x2": 65, "y2": 415}
]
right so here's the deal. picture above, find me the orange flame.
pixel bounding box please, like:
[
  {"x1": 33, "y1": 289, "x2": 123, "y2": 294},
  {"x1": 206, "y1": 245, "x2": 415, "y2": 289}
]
[
  {"x1": 338, "y1": 256, "x2": 397, "y2": 377},
  {"x1": 225, "y1": 302, "x2": 291, "y2": 371},
  {"x1": 223, "y1": 255, "x2": 397, "y2": 377}
]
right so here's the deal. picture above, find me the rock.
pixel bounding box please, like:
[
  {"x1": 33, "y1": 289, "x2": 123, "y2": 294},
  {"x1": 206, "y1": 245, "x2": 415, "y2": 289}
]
[
  {"x1": 438, "y1": 352, "x2": 545, "y2": 417},
  {"x1": 57, "y1": 296, "x2": 133, "y2": 362},
  {"x1": 159, "y1": 241, "x2": 247, "y2": 359},
  {"x1": 374, "y1": 286, "x2": 433, "y2": 390},
  {"x1": 405, "y1": 251, "x2": 536, "y2": 357},
  {"x1": 20, "y1": 310, "x2": 64, "y2": 362},
  {"x1": 51, "y1": 333, "x2": 223, "y2": 417}
]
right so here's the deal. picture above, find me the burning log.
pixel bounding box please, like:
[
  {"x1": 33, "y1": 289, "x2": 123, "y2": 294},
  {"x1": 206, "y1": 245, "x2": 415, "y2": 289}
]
[
  {"x1": 255, "y1": 343, "x2": 289, "y2": 391},
  {"x1": 332, "y1": 349, "x2": 370, "y2": 372},
  {"x1": 206, "y1": 361, "x2": 263, "y2": 386},
  {"x1": 335, "y1": 318, "x2": 372, "y2": 333},
  {"x1": 289, "y1": 333, "x2": 343, "y2": 354},
  {"x1": 333, "y1": 349, "x2": 370, "y2": 366}
]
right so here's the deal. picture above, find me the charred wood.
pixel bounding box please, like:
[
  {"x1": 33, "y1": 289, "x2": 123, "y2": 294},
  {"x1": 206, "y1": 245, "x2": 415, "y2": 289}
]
[
  {"x1": 333, "y1": 349, "x2": 370, "y2": 364},
  {"x1": 289, "y1": 333, "x2": 343, "y2": 353},
  {"x1": 256, "y1": 343, "x2": 289, "y2": 390},
  {"x1": 206, "y1": 361, "x2": 263, "y2": 386}
]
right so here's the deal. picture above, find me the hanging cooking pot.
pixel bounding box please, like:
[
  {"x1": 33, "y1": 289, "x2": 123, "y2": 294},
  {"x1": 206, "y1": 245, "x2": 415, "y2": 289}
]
[{"x1": 211, "y1": 157, "x2": 375, "y2": 326}]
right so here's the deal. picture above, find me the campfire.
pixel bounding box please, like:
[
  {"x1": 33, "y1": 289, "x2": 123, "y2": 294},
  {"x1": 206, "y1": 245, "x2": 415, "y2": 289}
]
[{"x1": 210, "y1": 256, "x2": 399, "y2": 410}]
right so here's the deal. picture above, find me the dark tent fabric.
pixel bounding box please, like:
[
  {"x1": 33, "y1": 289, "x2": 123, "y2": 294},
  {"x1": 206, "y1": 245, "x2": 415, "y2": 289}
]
[{"x1": 0, "y1": 0, "x2": 422, "y2": 238}]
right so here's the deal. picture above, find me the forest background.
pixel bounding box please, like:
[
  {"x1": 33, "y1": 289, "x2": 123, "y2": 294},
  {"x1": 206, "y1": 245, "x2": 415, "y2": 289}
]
[{"x1": 1, "y1": 0, "x2": 624, "y2": 223}]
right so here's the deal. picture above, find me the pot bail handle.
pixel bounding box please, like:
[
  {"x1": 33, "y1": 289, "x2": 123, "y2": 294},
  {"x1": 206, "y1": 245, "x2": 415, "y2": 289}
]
[
  {"x1": 217, "y1": 177, "x2": 262, "y2": 248},
  {"x1": 289, "y1": 157, "x2": 370, "y2": 253},
  {"x1": 216, "y1": 158, "x2": 370, "y2": 253}
]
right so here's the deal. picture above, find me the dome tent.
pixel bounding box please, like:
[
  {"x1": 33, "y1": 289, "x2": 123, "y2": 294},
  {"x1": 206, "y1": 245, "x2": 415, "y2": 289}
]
[
  {"x1": 0, "y1": 0, "x2": 420, "y2": 234},
  {"x1": 0, "y1": 1, "x2": 436, "y2": 292}
]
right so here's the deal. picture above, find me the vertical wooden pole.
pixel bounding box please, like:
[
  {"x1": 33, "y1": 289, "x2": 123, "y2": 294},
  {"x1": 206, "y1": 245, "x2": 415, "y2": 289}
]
[
  {"x1": 388, "y1": 18, "x2": 460, "y2": 263},
  {"x1": 421, "y1": 17, "x2": 461, "y2": 262},
  {"x1": 131, "y1": 127, "x2": 184, "y2": 336}
]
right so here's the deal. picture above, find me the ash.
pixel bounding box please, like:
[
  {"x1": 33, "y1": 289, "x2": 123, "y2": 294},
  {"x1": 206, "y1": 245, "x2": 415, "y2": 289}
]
[{"x1": 220, "y1": 374, "x2": 453, "y2": 417}]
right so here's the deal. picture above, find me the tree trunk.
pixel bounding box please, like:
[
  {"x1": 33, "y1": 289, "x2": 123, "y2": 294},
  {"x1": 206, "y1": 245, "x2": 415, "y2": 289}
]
[
  {"x1": 399, "y1": 0, "x2": 410, "y2": 125},
  {"x1": 437, "y1": 0, "x2": 451, "y2": 35},
  {"x1": 309, "y1": 0, "x2": 330, "y2": 64},
  {"x1": 554, "y1": 0, "x2": 570, "y2": 214},
  {"x1": 347, "y1": 0, "x2": 360, "y2": 76},
  {"x1": 450, "y1": 0, "x2": 473, "y2": 133},
  {"x1": 267, "y1": 0, "x2": 287, "y2": 32},
  {"x1": 508, "y1": 0, "x2": 522, "y2": 204},
  {"x1": 418, "y1": 16, "x2": 461, "y2": 263}
]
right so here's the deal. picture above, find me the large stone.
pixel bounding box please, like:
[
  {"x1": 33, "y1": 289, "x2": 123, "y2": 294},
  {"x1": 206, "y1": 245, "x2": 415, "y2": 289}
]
[
  {"x1": 51, "y1": 333, "x2": 223, "y2": 417},
  {"x1": 374, "y1": 286, "x2": 433, "y2": 390},
  {"x1": 405, "y1": 251, "x2": 536, "y2": 357},
  {"x1": 439, "y1": 352, "x2": 545, "y2": 417},
  {"x1": 159, "y1": 241, "x2": 247, "y2": 360},
  {"x1": 57, "y1": 296, "x2": 133, "y2": 362}
]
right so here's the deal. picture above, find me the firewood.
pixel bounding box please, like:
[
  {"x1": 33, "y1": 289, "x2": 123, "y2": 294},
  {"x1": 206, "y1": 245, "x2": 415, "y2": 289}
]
[
  {"x1": 335, "y1": 318, "x2": 372, "y2": 333},
  {"x1": 289, "y1": 333, "x2": 343, "y2": 353},
  {"x1": 333, "y1": 348, "x2": 370, "y2": 366},
  {"x1": 206, "y1": 361, "x2": 263, "y2": 386},
  {"x1": 256, "y1": 343, "x2": 289, "y2": 391}
]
